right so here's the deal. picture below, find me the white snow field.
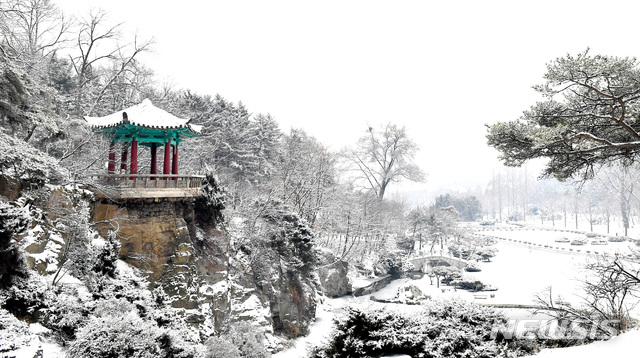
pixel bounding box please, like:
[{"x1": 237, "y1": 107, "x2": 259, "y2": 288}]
[
  {"x1": 275, "y1": 223, "x2": 639, "y2": 357},
  {"x1": 530, "y1": 328, "x2": 640, "y2": 357}
]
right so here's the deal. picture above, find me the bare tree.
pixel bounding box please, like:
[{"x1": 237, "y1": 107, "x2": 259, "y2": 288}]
[
  {"x1": 0, "y1": 0, "x2": 73, "y2": 62},
  {"x1": 596, "y1": 163, "x2": 640, "y2": 236},
  {"x1": 316, "y1": 187, "x2": 407, "y2": 264},
  {"x1": 49, "y1": 9, "x2": 154, "y2": 176},
  {"x1": 531, "y1": 179, "x2": 565, "y2": 226},
  {"x1": 578, "y1": 180, "x2": 608, "y2": 232},
  {"x1": 68, "y1": 9, "x2": 154, "y2": 116},
  {"x1": 535, "y1": 256, "x2": 640, "y2": 338},
  {"x1": 345, "y1": 123, "x2": 425, "y2": 200},
  {"x1": 274, "y1": 129, "x2": 336, "y2": 225},
  {"x1": 424, "y1": 206, "x2": 458, "y2": 255},
  {"x1": 0, "y1": 0, "x2": 73, "y2": 143},
  {"x1": 406, "y1": 204, "x2": 458, "y2": 255}
]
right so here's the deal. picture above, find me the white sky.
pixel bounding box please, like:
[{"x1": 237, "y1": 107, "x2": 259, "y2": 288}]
[{"x1": 56, "y1": 0, "x2": 640, "y2": 201}]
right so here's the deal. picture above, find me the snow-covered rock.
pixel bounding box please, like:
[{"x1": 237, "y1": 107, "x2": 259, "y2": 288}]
[{"x1": 317, "y1": 250, "x2": 351, "y2": 298}]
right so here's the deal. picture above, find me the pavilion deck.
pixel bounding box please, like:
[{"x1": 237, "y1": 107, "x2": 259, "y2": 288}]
[{"x1": 89, "y1": 174, "x2": 205, "y2": 200}]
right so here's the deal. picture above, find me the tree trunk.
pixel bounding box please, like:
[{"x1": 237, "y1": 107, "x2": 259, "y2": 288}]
[
  {"x1": 621, "y1": 197, "x2": 630, "y2": 237},
  {"x1": 378, "y1": 180, "x2": 388, "y2": 200}
]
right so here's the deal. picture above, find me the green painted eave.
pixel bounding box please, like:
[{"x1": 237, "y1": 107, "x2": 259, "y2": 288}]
[{"x1": 95, "y1": 123, "x2": 200, "y2": 146}]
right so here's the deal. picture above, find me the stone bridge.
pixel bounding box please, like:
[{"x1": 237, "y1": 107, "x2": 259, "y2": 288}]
[{"x1": 408, "y1": 255, "x2": 468, "y2": 272}]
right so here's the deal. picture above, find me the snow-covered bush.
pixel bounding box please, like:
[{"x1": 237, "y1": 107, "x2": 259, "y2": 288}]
[
  {"x1": 205, "y1": 336, "x2": 241, "y2": 358},
  {"x1": 450, "y1": 277, "x2": 485, "y2": 291},
  {"x1": 432, "y1": 265, "x2": 463, "y2": 285},
  {"x1": 465, "y1": 262, "x2": 481, "y2": 272},
  {"x1": 52, "y1": 202, "x2": 121, "y2": 291},
  {"x1": 67, "y1": 298, "x2": 196, "y2": 358},
  {"x1": 0, "y1": 201, "x2": 30, "y2": 236},
  {"x1": 311, "y1": 299, "x2": 510, "y2": 358},
  {"x1": 42, "y1": 294, "x2": 88, "y2": 340},
  {"x1": 261, "y1": 199, "x2": 318, "y2": 276},
  {"x1": 43, "y1": 263, "x2": 202, "y2": 353},
  {"x1": 195, "y1": 169, "x2": 226, "y2": 229},
  {"x1": 205, "y1": 322, "x2": 270, "y2": 358},
  {"x1": 92, "y1": 234, "x2": 121, "y2": 277},
  {"x1": 0, "y1": 131, "x2": 65, "y2": 184},
  {"x1": 2, "y1": 274, "x2": 50, "y2": 319},
  {"x1": 0, "y1": 308, "x2": 32, "y2": 353},
  {"x1": 227, "y1": 322, "x2": 271, "y2": 358},
  {"x1": 67, "y1": 312, "x2": 163, "y2": 358},
  {"x1": 0, "y1": 201, "x2": 30, "y2": 288},
  {"x1": 374, "y1": 250, "x2": 413, "y2": 275}
]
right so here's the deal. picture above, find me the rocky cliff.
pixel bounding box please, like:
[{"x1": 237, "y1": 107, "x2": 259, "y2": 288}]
[
  {"x1": 317, "y1": 250, "x2": 352, "y2": 298},
  {"x1": 92, "y1": 199, "x2": 207, "y2": 310},
  {"x1": 89, "y1": 195, "x2": 318, "y2": 340}
]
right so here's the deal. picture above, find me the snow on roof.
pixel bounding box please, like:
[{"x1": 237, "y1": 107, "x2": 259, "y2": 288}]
[{"x1": 84, "y1": 99, "x2": 202, "y2": 134}]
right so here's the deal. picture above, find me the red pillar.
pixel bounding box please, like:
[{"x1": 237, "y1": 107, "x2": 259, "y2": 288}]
[
  {"x1": 108, "y1": 141, "x2": 116, "y2": 175},
  {"x1": 150, "y1": 143, "x2": 157, "y2": 180},
  {"x1": 130, "y1": 139, "x2": 138, "y2": 180},
  {"x1": 120, "y1": 145, "x2": 128, "y2": 174},
  {"x1": 171, "y1": 144, "x2": 179, "y2": 180},
  {"x1": 163, "y1": 140, "x2": 171, "y2": 180}
]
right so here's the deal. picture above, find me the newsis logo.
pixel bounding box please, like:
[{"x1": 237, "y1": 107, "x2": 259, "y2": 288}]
[{"x1": 490, "y1": 319, "x2": 620, "y2": 340}]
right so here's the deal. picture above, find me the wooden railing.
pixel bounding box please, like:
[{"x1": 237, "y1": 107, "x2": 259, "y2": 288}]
[
  {"x1": 90, "y1": 174, "x2": 204, "y2": 188},
  {"x1": 88, "y1": 174, "x2": 205, "y2": 199}
]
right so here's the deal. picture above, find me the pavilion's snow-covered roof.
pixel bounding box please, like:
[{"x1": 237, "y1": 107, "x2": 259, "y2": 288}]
[{"x1": 84, "y1": 99, "x2": 202, "y2": 134}]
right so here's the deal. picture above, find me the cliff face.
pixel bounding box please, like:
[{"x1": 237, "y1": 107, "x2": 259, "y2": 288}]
[
  {"x1": 90, "y1": 197, "x2": 317, "y2": 339},
  {"x1": 92, "y1": 200, "x2": 206, "y2": 310},
  {"x1": 317, "y1": 250, "x2": 352, "y2": 298},
  {"x1": 230, "y1": 242, "x2": 317, "y2": 338}
]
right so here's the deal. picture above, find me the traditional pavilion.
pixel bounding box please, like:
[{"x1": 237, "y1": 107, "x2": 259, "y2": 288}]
[
  {"x1": 85, "y1": 99, "x2": 204, "y2": 199},
  {"x1": 85, "y1": 98, "x2": 202, "y2": 180}
]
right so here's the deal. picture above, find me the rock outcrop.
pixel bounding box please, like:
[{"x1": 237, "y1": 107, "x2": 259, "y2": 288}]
[
  {"x1": 317, "y1": 250, "x2": 352, "y2": 298},
  {"x1": 0, "y1": 175, "x2": 22, "y2": 201},
  {"x1": 92, "y1": 199, "x2": 225, "y2": 311},
  {"x1": 91, "y1": 197, "x2": 318, "y2": 340},
  {"x1": 232, "y1": 246, "x2": 317, "y2": 339},
  {"x1": 92, "y1": 200, "x2": 193, "y2": 280}
]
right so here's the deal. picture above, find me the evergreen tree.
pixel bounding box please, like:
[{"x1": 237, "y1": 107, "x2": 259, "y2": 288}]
[
  {"x1": 250, "y1": 113, "x2": 282, "y2": 179},
  {"x1": 488, "y1": 50, "x2": 640, "y2": 182}
]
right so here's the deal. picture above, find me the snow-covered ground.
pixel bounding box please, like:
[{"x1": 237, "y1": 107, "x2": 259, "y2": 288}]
[
  {"x1": 275, "y1": 223, "x2": 639, "y2": 357},
  {"x1": 529, "y1": 328, "x2": 640, "y2": 357},
  {"x1": 0, "y1": 311, "x2": 64, "y2": 358}
]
